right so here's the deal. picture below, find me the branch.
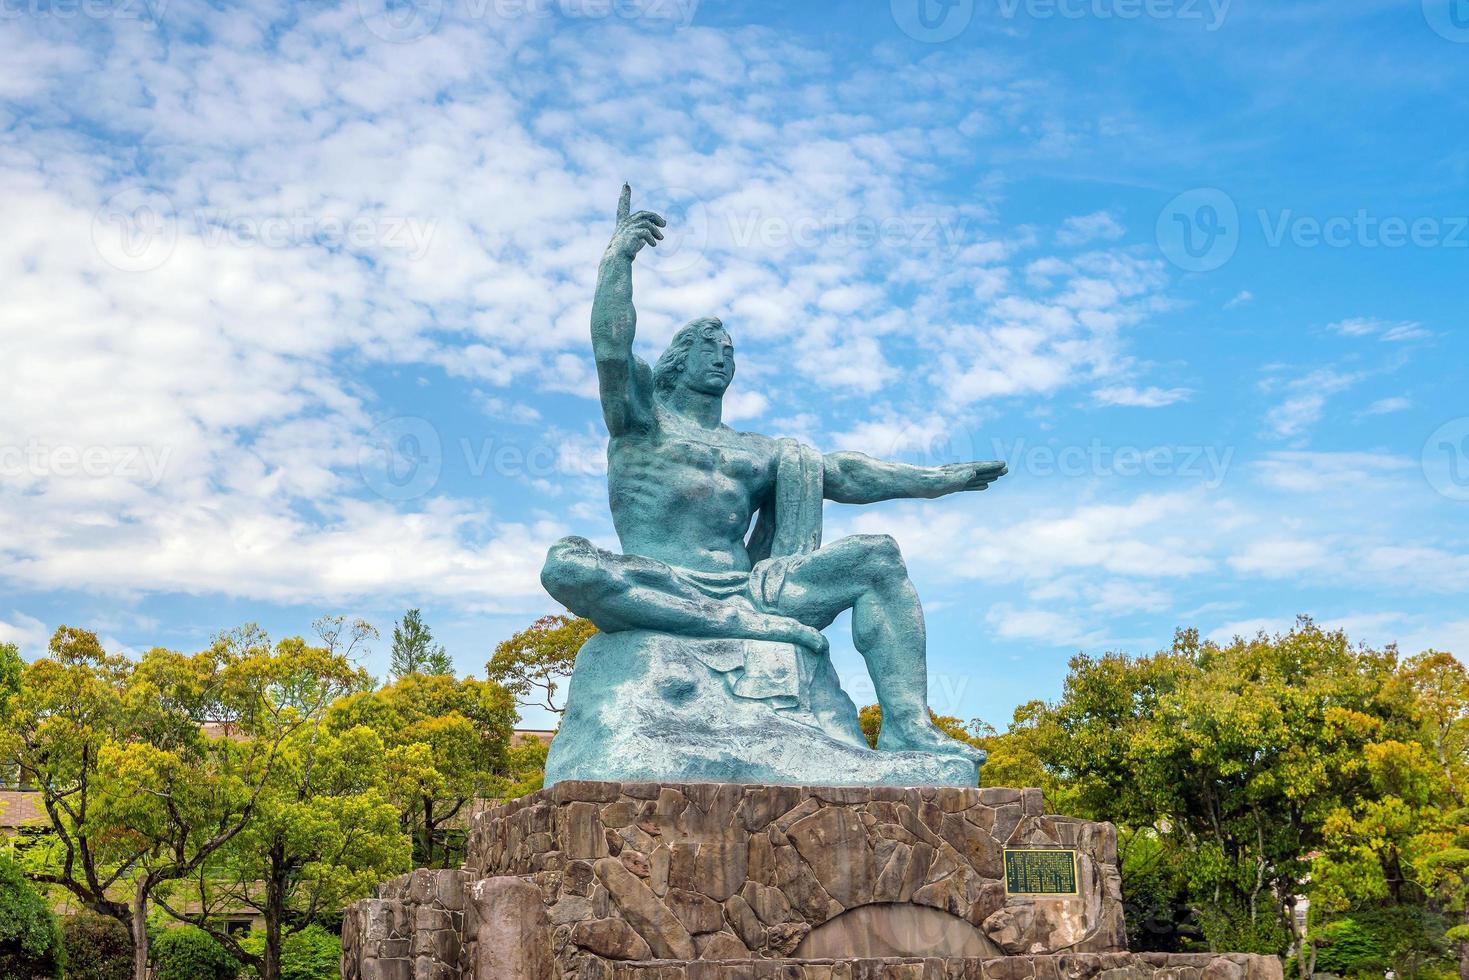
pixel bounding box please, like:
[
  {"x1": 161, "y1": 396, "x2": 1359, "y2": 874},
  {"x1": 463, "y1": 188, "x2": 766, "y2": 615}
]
[{"x1": 153, "y1": 892, "x2": 263, "y2": 969}]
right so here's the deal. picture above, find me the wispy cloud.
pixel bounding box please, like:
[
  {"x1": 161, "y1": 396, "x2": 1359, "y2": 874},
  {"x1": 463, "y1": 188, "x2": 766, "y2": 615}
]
[{"x1": 1094, "y1": 385, "x2": 1191, "y2": 408}]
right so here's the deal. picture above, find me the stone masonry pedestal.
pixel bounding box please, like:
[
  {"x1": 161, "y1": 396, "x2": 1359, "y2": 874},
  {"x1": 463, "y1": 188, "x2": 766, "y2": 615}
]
[{"x1": 342, "y1": 783, "x2": 1283, "y2": 980}]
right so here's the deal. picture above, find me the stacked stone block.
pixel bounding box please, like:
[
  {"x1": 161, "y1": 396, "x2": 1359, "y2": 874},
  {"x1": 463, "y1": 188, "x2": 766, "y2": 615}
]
[
  {"x1": 463, "y1": 782, "x2": 1124, "y2": 971},
  {"x1": 342, "y1": 783, "x2": 1284, "y2": 980}
]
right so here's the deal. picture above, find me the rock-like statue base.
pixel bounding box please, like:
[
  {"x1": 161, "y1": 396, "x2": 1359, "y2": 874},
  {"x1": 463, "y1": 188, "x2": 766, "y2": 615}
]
[
  {"x1": 342, "y1": 782, "x2": 1283, "y2": 980},
  {"x1": 543, "y1": 630, "x2": 979, "y2": 788}
]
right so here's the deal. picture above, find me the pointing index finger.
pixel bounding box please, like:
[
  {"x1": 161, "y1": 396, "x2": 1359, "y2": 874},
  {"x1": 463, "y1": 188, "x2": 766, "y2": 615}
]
[{"x1": 618, "y1": 184, "x2": 632, "y2": 223}]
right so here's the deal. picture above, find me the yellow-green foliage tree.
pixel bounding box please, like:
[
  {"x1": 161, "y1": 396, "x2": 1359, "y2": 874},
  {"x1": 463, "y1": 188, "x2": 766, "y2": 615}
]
[
  {"x1": 486, "y1": 614, "x2": 596, "y2": 716},
  {"x1": 2, "y1": 625, "x2": 367, "y2": 980},
  {"x1": 327, "y1": 672, "x2": 518, "y2": 868},
  {"x1": 1312, "y1": 651, "x2": 1469, "y2": 980},
  {"x1": 976, "y1": 620, "x2": 1425, "y2": 960},
  {"x1": 152, "y1": 655, "x2": 410, "y2": 980}
]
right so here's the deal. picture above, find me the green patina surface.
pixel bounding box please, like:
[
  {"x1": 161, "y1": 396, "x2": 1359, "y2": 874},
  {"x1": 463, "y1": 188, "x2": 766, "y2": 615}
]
[{"x1": 541, "y1": 187, "x2": 1009, "y2": 787}]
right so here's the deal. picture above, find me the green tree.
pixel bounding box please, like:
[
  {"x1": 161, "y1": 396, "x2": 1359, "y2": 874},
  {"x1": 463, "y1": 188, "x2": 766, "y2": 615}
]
[
  {"x1": 1312, "y1": 651, "x2": 1469, "y2": 979},
  {"x1": 155, "y1": 720, "x2": 408, "y2": 980},
  {"x1": 389, "y1": 609, "x2": 453, "y2": 678},
  {"x1": 486, "y1": 614, "x2": 596, "y2": 716},
  {"x1": 1, "y1": 628, "x2": 154, "y2": 973},
  {"x1": 2, "y1": 625, "x2": 367, "y2": 980},
  {"x1": 150, "y1": 926, "x2": 239, "y2": 980},
  {"x1": 0, "y1": 853, "x2": 63, "y2": 979},
  {"x1": 990, "y1": 620, "x2": 1413, "y2": 957},
  {"x1": 327, "y1": 672, "x2": 518, "y2": 867},
  {"x1": 61, "y1": 912, "x2": 132, "y2": 980},
  {"x1": 239, "y1": 924, "x2": 341, "y2": 980}
]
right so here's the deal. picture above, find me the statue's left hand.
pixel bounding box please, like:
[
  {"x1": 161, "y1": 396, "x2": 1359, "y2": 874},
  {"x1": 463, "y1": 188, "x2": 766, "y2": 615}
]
[{"x1": 939, "y1": 460, "x2": 1008, "y2": 493}]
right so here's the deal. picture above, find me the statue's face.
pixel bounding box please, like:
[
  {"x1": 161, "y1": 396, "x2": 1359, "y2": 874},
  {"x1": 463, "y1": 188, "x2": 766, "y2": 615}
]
[{"x1": 679, "y1": 329, "x2": 735, "y2": 396}]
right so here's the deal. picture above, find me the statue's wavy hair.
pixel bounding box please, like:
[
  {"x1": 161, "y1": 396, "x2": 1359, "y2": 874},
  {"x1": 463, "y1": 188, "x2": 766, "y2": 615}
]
[{"x1": 653, "y1": 317, "x2": 726, "y2": 394}]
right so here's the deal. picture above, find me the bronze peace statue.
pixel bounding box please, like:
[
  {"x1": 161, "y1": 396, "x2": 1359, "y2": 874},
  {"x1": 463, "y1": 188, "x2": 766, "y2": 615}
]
[{"x1": 540, "y1": 186, "x2": 1007, "y2": 786}]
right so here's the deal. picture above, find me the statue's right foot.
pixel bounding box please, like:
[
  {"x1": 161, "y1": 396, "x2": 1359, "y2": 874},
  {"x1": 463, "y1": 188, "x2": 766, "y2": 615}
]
[{"x1": 878, "y1": 713, "x2": 985, "y2": 764}]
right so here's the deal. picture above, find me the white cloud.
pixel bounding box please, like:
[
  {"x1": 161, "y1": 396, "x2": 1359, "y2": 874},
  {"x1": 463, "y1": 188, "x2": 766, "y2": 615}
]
[
  {"x1": 1093, "y1": 385, "x2": 1191, "y2": 408},
  {"x1": 0, "y1": 612, "x2": 50, "y2": 657},
  {"x1": 1227, "y1": 538, "x2": 1333, "y2": 576},
  {"x1": 1055, "y1": 211, "x2": 1126, "y2": 247},
  {"x1": 1262, "y1": 367, "x2": 1364, "y2": 440},
  {"x1": 1256, "y1": 450, "x2": 1414, "y2": 493},
  {"x1": 1328, "y1": 318, "x2": 1430, "y2": 342},
  {"x1": 986, "y1": 603, "x2": 1106, "y2": 647},
  {"x1": 1224, "y1": 290, "x2": 1254, "y2": 309},
  {"x1": 1361, "y1": 396, "x2": 1411, "y2": 416}
]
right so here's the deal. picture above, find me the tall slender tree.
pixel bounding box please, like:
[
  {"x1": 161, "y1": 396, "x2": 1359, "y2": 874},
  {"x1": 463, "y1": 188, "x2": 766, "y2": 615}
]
[{"x1": 389, "y1": 609, "x2": 453, "y2": 678}]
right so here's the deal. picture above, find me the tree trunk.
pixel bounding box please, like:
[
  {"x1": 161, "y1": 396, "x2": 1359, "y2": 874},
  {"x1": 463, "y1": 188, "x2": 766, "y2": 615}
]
[
  {"x1": 1459, "y1": 907, "x2": 1469, "y2": 980},
  {"x1": 131, "y1": 877, "x2": 151, "y2": 980},
  {"x1": 264, "y1": 847, "x2": 287, "y2": 980}
]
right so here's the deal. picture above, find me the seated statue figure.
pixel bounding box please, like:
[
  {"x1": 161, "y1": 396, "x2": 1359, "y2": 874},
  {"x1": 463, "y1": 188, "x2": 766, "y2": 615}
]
[{"x1": 540, "y1": 186, "x2": 1008, "y2": 787}]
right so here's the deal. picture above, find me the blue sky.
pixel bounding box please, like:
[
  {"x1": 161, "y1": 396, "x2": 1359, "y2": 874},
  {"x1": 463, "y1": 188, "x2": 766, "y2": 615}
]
[{"x1": 1, "y1": 0, "x2": 1466, "y2": 731}]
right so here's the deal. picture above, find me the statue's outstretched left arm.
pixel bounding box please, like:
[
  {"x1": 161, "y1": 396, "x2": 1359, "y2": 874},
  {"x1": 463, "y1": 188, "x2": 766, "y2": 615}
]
[{"x1": 822, "y1": 452, "x2": 1007, "y2": 504}]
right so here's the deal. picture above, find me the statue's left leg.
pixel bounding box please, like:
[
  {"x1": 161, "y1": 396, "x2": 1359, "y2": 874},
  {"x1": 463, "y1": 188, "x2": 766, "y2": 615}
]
[{"x1": 763, "y1": 535, "x2": 982, "y2": 761}]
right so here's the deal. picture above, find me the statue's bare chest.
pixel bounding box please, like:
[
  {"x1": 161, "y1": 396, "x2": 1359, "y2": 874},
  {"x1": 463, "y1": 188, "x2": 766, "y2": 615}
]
[{"x1": 609, "y1": 428, "x2": 774, "y2": 501}]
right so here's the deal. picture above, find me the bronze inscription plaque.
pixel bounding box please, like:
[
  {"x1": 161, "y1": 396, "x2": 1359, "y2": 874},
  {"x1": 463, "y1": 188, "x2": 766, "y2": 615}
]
[{"x1": 1004, "y1": 848, "x2": 1079, "y2": 895}]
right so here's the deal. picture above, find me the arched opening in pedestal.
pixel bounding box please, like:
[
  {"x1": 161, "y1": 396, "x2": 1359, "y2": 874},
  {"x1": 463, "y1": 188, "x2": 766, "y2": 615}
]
[{"x1": 793, "y1": 903, "x2": 1003, "y2": 959}]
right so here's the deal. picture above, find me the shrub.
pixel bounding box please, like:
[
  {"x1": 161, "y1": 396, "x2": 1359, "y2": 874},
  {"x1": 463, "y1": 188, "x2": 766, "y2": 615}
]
[
  {"x1": 61, "y1": 911, "x2": 132, "y2": 980},
  {"x1": 0, "y1": 854, "x2": 63, "y2": 979},
  {"x1": 239, "y1": 925, "x2": 342, "y2": 980},
  {"x1": 151, "y1": 925, "x2": 240, "y2": 980}
]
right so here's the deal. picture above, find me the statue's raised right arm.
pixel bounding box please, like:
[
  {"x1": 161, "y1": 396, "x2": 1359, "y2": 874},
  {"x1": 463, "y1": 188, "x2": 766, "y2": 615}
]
[{"x1": 591, "y1": 184, "x2": 666, "y2": 436}]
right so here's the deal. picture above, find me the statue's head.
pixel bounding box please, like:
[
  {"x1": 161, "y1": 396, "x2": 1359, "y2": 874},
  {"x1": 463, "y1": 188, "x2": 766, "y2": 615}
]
[{"x1": 654, "y1": 317, "x2": 734, "y2": 398}]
